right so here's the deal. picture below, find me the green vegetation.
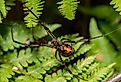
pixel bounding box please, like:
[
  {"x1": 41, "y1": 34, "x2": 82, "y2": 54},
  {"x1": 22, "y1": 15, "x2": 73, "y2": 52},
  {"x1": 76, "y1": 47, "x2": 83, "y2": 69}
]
[{"x1": 0, "y1": 0, "x2": 121, "y2": 82}]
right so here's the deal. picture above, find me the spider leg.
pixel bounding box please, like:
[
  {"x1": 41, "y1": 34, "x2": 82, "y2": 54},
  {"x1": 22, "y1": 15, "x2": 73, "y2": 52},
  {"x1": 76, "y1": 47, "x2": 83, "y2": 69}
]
[
  {"x1": 55, "y1": 50, "x2": 58, "y2": 60},
  {"x1": 58, "y1": 52, "x2": 64, "y2": 63},
  {"x1": 29, "y1": 43, "x2": 52, "y2": 47},
  {"x1": 25, "y1": 7, "x2": 57, "y2": 40},
  {"x1": 61, "y1": 38, "x2": 76, "y2": 43},
  {"x1": 61, "y1": 37, "x2": 90, "y2": 44},
  {"x1": 55, "y1": 51, "x2": 64, "y2": 63}
]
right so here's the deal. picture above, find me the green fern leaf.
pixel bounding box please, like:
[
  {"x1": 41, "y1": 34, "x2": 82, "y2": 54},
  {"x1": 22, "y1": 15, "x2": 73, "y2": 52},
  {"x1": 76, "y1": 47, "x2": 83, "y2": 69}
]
[
  {"x1": 0, "y1": 0, "x2": 6, "y2": 17},
  {"x1": 15, "y1": 75, "x2": 42, "y2": 82},
  {"x1": 0, "y1": 0, "x2": 7, "y2": 23},
  {"x1": 57, "y1": 0, "x2": 79, "y2": 20},
  {"x1": 70, "y1": 56, "x2": 114, "y2": 81},
  {"x1": 89, "y1": 63, "x2": 115, "y2": 82},
  {"x1": 23, "y1": 0, "x2": 44, "y2": 27},
  {"x1": 110, "y1": 0, "x2": 121, "y2": 15},
  {"x1": 27, "y1": 47, "x2": 59, "y2": 79},
  {"x1": 0, "y1": 64, "x2": 15, "y2": 82},
  {"x1": 44, "y1": 55, "x2": 114, "y2": 82},
  {"x1": 0, "y1": 0, "x2": 15, "y2": 23},
  {"x1": 45, "y1": 70, "x2": 68, "y2": 82}
]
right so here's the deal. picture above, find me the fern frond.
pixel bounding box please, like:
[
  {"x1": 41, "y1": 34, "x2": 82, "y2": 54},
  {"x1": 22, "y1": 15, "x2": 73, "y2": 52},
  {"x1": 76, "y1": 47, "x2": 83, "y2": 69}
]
[
  {"x1": 45, "y1": 56, "x2": 115, "y2": 82},
  {"x1": 0, "y1": 64, "x2": 15, "y2": 82},
  {"x1": 23, "y1": 0, "x2": 44, "y2": 27},
  {"x1": 3, "y1": 49, "x2": 31, "y2": 69},
  {"x1": 89, "y1": 63, "x2": 115, "y2": 82},
  {"x1": 0, "y1": 32, "x2": 115, "y2": 81},
  {"x1": 26, "y1": 47, "x2": 60, "y2": 79},
  {"x1": 15, "y1": 75, "x2": 42, "y2": 82},
  {"x1": 0, "y1": 0, "x2": 7, "y2": 23},
  {"x1": 0, "y1": 0, "x2": 15, "y2": 23},
  {"x1": 0, "y1": 0, "x2": 6, "y2": 17},
  {"x1": 57, "y1": 0, "x2": 79, "y2": 20},
  {"x1": 2, "y1": 46, "x2": 61, "y2": 79},
  {"x1": 0, "y1": 33, "x2": 92, "y2": 81},
  {"x1": 110, "y1": 0, "x2": 121, "y2": 15},
  {"x1": 45, "y1": 69, "x2": 70, "y2": 82}
]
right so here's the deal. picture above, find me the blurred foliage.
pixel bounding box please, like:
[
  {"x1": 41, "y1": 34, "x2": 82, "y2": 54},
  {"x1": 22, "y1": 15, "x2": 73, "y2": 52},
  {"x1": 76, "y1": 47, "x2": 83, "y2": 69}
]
[
  {"x1": 78, "y1": 5, "x2": 121, "y2": 23},
  {"x1": 89, "y1": 18, "x2": 117, "y2": 65},
  {"x1": 79, "y1": 3, "x2": 121, "y2": 71},
  {"x1": 0, "y1": 0, "x2": 121, "y2": 82}
]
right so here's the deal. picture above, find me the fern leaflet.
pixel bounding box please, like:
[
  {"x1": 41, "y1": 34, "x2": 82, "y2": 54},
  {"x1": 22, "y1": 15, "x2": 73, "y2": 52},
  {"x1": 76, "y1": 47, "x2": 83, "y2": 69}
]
[
  {"x1": 23, "y1": 0, "x2": 44, "y2": 27},
  {"x1": 57, "y1": 0, "x2": 79, "y2": 20},
  {"x1": 110, "y1": 0, "x2": 121, "y2": 15},
  {"x1": 0, "y1": 0, "x2": 7, "y2": 23},
  {"x1": 0, "y1": 64, "x2": 15, "y2": 82}
]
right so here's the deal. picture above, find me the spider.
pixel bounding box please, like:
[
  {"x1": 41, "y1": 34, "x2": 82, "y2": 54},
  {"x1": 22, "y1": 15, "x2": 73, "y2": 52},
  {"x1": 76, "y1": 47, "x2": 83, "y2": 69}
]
[
  {"x1": 11, "y1": 7, "x2": 86, "y2": 63},
  {"x1": 11, "y1": 6, "x2": 121, "y2": 63},
  {"x1": 10, "y1": 7, "x2": 87, "y2": 80},
  {"x1": 10, "y1": 6, "x2": 121, "y2": 81}
]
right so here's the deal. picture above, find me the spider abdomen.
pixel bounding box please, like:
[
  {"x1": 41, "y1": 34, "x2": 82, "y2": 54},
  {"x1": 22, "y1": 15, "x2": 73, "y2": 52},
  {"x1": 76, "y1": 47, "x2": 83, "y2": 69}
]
[{"x1": 60, "y1": 43, "x2": 74, "y2": 57}]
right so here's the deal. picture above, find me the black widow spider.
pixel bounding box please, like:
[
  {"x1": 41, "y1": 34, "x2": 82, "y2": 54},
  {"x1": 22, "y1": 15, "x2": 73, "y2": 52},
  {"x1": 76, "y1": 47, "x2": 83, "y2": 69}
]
[
  {"x1": 11, "y1": 7, "x2": 77, "y2": 63},
  {"x1": 11, "y1": 6, "x2": 121, "y2": 63},
  {"x1": 10, "y1": 7, "x2": 93, "y2": 81},
  {"x1": 10, "y1": 6, "x2": 121, "y2": 81}
]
